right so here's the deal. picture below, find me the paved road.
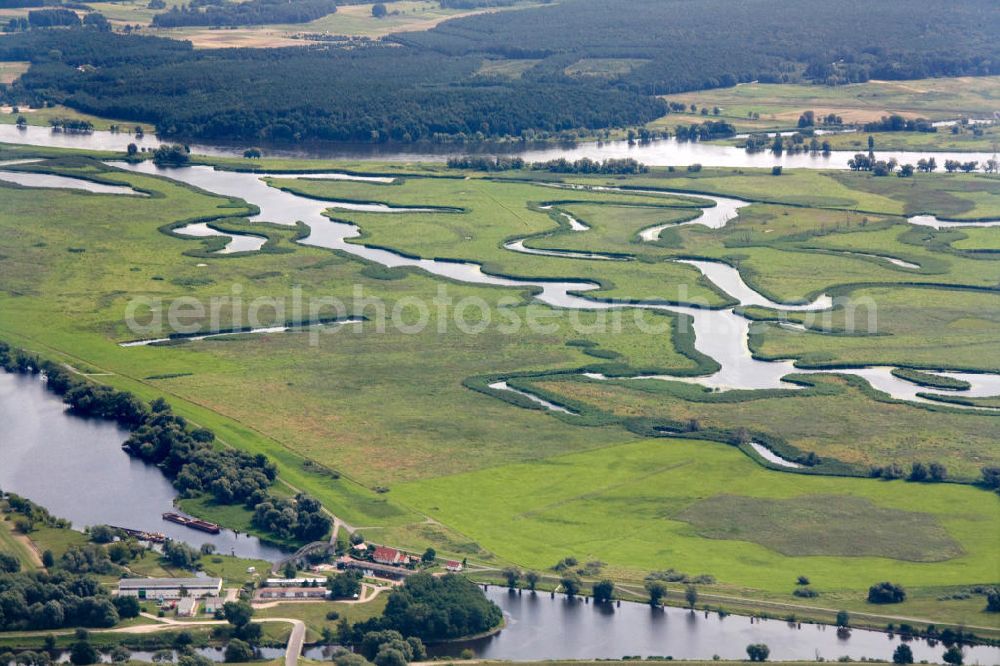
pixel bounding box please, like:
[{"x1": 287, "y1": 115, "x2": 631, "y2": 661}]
[{"x1": 283, "y1": 619, "x2": 306, "y2": 666}]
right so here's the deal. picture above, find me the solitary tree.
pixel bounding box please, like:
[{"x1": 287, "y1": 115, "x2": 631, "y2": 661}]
[
  {"x1": 70, "y1": 641, "x2": 98, "y2": 666},
  {"x1": 592, "y1": 579, "x2": 615, "y2": 604},
  {"x1": 746, "y1": 644, "x2": 770, "y2": 662},
  {"x1": 524, "y1": 571, "x2": 540, "y2": 592},
  {"x1": 893, "y1": 644, "x2": 914, "y2": 665},
  {"x1": 224, "y1": 639, "x2": 254, "y2": 663},
  {"x1": 835, "y1": 610, "x2": 849, "y2": 627},
  {"x1": 502, "y1": 567, "x2": 521, "y2": 590},
  {"x1": 646, "y1": 580, "x2": 667, "y2": 607},
  {"x1": 684, "y1": 585, "x2": 698, "y2": 609},
  {"x1": 421, "y1": 548, "x2": 436, "y2": 564},
  {"x1": 371, "y1": 2, "x2": 387, "y2": 17},
  {"x1": 560, "y1": 575, "x2": 581, "y2": 597},
  {"x1": 223, "y1": 601, "x2": 254, "y2": 628},
  {"x1": 942, "y1": 646, "x2": 964, "y2": 665},
  {"x1": 986, "y1": 588, "x2": 1000, "y2": 612}
]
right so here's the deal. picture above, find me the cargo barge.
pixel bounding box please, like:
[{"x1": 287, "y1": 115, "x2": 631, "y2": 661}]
[
  {"x1": 162, "y1": 512, "x2": 222, "y2": 534},
  {"x1": 110, "y1": 526, "x2": 167, "y2": 543}
]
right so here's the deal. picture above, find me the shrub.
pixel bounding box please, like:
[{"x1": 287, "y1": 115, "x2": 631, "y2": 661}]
[
  {"x1": 224, "y1": 639, "x2": 254, "y2": 663},
  {"x1": 867, "y1": 581, "x2": 906, "y2": 604}
]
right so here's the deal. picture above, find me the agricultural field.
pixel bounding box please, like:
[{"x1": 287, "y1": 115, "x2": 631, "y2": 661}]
[
  {"x1": 0, "y1": 145, "x2": 997, "y2": 635},
  {"x1": 95, "y1": 0, "x2": 540, "y2": 48},
  {"x1": 653, "y1": 77, "x2": 1000, "y2": 133}
]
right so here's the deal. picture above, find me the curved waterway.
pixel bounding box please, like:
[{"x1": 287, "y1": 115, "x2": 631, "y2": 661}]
[
  {"x1": 103, "y1": 161, "x2": 1000, "y2": 405},
  {"x1": 5, "y1": 123, "x2": 1000, "y2": 170},
  {"x1": 173, "y1": 222, "x2": 268, "y2": 253},
  {"x1": 0, "y1": 372, "x2": 289, "y2": 560},
  {"x1": 426, "y1": 587, "x2": 1000, "y2": 663},
  {"x1": 907, "y1": 214, "x2": 1000, "y2": 229},
  {"x1": 0, "y1": 169, "x2": 145, "y2": 196}
]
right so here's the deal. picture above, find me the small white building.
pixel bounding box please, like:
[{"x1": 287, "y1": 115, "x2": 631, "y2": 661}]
[
  {"x1": 118, "y1": 577, "x2": 223, "y2": 600},
  {"x1": 176, "y1": 597, "x2": 199, "y2": 617},
  {"x1": 202, "y1": 595, "x2": 226, "y2": 614}
]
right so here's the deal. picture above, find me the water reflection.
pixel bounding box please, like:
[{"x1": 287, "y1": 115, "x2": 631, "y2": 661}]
[
  {"x1": 4, "y1": 123, "x2": 1000, "y2": 170},
  {"x1": 428, "y1": 588, "x2": 1000, "y2": 663}
]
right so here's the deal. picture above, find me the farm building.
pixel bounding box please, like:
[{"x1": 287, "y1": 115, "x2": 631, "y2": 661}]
[
  {"x1": 255, "y1": 587, "x2": 329, "y2": 600},
  {"x1": 445, "y1": 560, "x2": 463, "y2": 572},
  {"x1": 202, "y1": 596, "x2": 226, "y2": 614},
  {"x1": 118, "y1": 577, "x2": 222, "y2": 600},
  {"x1": 338, "y1": 556, "x2": 412, "y2": 581},
  {"x1": 372, "y1": 546, "x2": 405, "y2": 565}
]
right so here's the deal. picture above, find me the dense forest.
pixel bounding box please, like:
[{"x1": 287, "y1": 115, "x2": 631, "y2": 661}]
[
  {"x1": 0, "y1": 0, "x2": 997, "y2": 143},
  {"x1": 151, "y1": 0, "x2": 338, "y2": 28},
  {"x1": 0, "y1": 31, "x2": 662, "y2": 142},
  {"x1": 400, "y1": 0, "x2": 1000, "y2": 91}
]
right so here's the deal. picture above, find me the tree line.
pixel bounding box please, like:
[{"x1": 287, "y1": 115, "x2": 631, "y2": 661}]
[
  {"x1": 151, "y1": 0, "x2": 338, "y2": 28},
  {"x1": 0, "y1": 30, "x2": 663, "y2": 143},
  {"x1": 446, "y1": 156, "x2": 648, "y2": 174}
]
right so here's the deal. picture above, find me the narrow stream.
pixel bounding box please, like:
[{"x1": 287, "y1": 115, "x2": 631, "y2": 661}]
[
  {"x1": 0, "y1": 169, "x2": 145, "y2": 196},
  {"x1": 173, "y1": 222, "x2": 268, "y2": 254}
]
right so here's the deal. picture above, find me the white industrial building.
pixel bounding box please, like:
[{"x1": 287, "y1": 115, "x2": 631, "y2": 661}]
[{"x1": 118, "y1": 577, "x2": 223, "y2": 600}]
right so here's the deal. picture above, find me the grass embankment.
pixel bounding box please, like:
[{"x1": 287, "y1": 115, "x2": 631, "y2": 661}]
[
  {"x1": 0, "y1": 154, "x2": 997, "y2": 630},
  {"x1": 0, "y1": 512, "x2": 39, "y2": 570}
]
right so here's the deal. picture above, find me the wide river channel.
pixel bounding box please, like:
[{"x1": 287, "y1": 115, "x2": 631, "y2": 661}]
[
  {"x1": 0, "y1": 371, "x2": 288, "y2": 560},
  {"x1": 3, "y1": 123, "x2": 1000, "y2": 169}
]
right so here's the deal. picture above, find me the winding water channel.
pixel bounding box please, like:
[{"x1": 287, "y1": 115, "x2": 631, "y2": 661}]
[{"x1": 1, "y1": 144, "x2": 1000, "y2": 662}]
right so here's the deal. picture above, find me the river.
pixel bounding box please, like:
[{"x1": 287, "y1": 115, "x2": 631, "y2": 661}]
[
  {"x1": 3, "y1": 123, "x2": 1000, "y2": 169},
  {"x1": 0, "y1": 371, "x2": 288, "y2": 561}
]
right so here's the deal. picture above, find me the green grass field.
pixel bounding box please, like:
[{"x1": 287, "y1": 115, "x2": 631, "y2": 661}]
[
  {"x1": 650, "y1": 77, "x2": 1000, "y2": 136},
  {"x1": 392, "y1": 437, "x2": 1000, "y2": 626},
  {"x1": 0, "y1": 148, "x2": 997, "y2": 630}
]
